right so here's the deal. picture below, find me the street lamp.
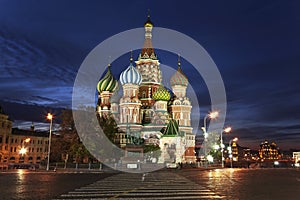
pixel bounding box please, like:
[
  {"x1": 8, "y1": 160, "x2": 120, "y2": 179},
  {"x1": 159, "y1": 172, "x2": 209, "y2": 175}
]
[
  {"x1": 207, "y1": 155, "x2": 214, "y2": 163},
  {"x1": 229, "y1": 137, "x2": 238, "y2": 168},
  {"x1": 19, "y1": 147, "x2": 27, "y2": 156},
  {"x1": 19, "y1": 137, "x2": 31, "y2": 162},
  {"x1": 220, "y1": 126, "x2": 232, "y2": 168},
  {"x1": 46, "y1": 113, "x2": 53, "y2": 171},
  {"x1": 202, "y1": 111, "x2": 219, "y2": 167}
]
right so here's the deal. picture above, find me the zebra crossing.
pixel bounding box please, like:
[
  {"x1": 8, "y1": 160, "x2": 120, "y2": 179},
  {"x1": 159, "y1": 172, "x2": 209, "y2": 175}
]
[{"x1": 54, "y1": 171, "x2": 225, "y2": 199}]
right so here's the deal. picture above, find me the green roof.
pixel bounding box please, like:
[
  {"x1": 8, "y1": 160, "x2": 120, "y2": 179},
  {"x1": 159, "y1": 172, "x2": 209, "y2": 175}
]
[{"x1": 162, "y1": 119, "x2": 179, "y2": 136}]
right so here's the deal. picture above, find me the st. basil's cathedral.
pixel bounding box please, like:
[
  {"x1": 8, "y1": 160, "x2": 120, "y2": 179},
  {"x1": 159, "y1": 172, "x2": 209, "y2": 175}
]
[{"x1": 96, "y1": 16, "x2": 196, "y2": 164}]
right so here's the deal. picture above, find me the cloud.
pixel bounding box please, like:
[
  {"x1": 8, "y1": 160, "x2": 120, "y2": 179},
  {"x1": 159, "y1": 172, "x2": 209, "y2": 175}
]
[
  {"x1": 0, "y1": 28, "x2": 78, "y2": 107},
  {"x1": 13, "y1": 120, "x2": 60, "y2": 132}
]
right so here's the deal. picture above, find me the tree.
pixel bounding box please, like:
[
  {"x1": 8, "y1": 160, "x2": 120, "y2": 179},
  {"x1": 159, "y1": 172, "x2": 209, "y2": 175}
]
[
  {"x1": 51, "y1": 109, "x2": 96, "y2": 164},
  {"x1": 70, "y1": 142, "x2": 93, "y2": 163},
  {"x1": 97, "y1": 113, "x2": 119, "y2": 143},
  {"x1": 59, "y1": 109, "x2": 79, "y2": 144},
  {"x1": 143, "y1": 144, "x2": 161, "y2": 163},
  {"x1": 50, "y1": 136, "x2": 69, "y2": 162}
]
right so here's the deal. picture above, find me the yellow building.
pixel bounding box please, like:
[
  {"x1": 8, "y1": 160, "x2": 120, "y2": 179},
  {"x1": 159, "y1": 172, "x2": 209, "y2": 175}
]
[
  {"x1": 231, "y1": 141, "x2": 239, "y2": 161},
  {"x1": 0, "y1": 107, "x2": 13, "y2": 166},
  {"x1": 259, "y1": 140, "x2": 280, "y2": 160},
  {"x1": 0, "y1": 107, "x2": 49, "y2": 168}
]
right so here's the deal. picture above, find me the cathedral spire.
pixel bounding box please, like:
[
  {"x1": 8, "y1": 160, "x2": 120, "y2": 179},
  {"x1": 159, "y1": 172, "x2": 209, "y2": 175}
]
[
  {"x1": 130, "y1": 50, "x2": 133, "y2": 62},
  {"x1": 140, "y1": 11, "x2": 156, "y2": 60},
  {"x1": 108, "y1": 56, "x2": 111, "y2": 68},
  {"x1": 144, "y1": 9, "x2": 153, "y2": 27},
  {"x1": 170, "y1": 55, "x2": 188, "y2": 87},
  {"x1": 30, "y1": 122, "x2": 34, "y2": 131},
  {"x1": 178, "y1": 54, "x2": 181, "y2": 69}
]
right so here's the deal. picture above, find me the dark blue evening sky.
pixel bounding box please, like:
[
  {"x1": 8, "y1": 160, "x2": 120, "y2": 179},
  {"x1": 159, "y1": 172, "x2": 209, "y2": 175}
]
[{"x1": 0, "y1": 0, "x2": 299, "y2": 149}]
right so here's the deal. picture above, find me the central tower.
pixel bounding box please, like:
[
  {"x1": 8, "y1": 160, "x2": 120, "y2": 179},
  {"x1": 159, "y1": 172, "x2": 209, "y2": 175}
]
[{"x1": 135, "y1": 15, "x2": 162, "y2": 111}]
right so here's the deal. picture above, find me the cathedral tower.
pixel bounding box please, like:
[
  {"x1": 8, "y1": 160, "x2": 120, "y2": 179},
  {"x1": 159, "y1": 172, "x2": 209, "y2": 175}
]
[
  {"x1": 96, "y1": 63, "x2": 118, "y2": 117},
  {"x1": 135, "y1": 15, "x2": 162, "y2": 110},
  {"x1": 170, "y1": 57, "x2": 195, "y2": 162},
  {"x1": 170, "y1": 57, "x2": 191, "y2": 128},
  {"x1": 119, "y1": 56, "x2": 143, "y2": 132}
]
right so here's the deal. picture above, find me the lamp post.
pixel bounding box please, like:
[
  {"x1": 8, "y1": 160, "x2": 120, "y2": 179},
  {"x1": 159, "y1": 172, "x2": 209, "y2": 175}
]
[
  {"x1": 229, "y1": 137, "x2": 238, "y2": 168},
  {"x1": 202, "y1": 111, "x2": 219, "y2": 167},
  {"x1": 20, "y1": 138, "x2": 31, "y2": 155},
  {"x1": 221, "y1": 127, "x2": 232, "y2": 168},
  {"x1": 46, "y1": 113, "x2": 53, "y2": 171}
]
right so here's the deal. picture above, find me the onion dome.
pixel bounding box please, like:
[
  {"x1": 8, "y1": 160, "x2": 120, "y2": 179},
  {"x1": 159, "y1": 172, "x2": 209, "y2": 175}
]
[
  {"x1": 153, "y1": 86, "x2": 171, "y2": 101},
  {"x1": 120, "y1": 56, "x2": 142, "y2": 85},
  {"x1": 97, "y1": 64, "x2": 118, "y2": 93},
  {"x1": 170, "y1": 56, "x2": 188, "y2": 86}
]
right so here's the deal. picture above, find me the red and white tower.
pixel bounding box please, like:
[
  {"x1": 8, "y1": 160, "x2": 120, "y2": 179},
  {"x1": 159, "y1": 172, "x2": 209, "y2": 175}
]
[{"x1": 135, "y1": 15, "x2": 163, "y2": 125}]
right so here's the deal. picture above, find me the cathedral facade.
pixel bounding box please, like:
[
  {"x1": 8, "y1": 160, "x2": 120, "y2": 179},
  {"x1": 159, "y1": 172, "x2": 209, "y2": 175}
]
[{"x1": 96, "y1": 16, "x2": 195, "y2": 164}]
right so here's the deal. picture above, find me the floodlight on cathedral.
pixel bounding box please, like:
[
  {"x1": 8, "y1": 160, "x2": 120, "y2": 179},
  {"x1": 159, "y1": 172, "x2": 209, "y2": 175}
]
[{"x1": 97, "y1": 64, "x2": 118, "y2": 93}]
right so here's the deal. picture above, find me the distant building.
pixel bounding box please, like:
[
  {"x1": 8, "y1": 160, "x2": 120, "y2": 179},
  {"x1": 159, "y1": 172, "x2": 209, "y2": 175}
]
[
  {"x1": 293, "y1": 152, "x2": 300, "y2": 164},
  {"x1": 0, "y1": 106, "x2": 13, "y2": 165},
  {"x1": 0, "y1": 106, "x2": 49, "y2": 167},
  {"x1": 231, "y1": 140, "x2": 239, "y2": 161},
  {"x1": 223, "y1": 140, "x2": 253, "y2": 167},
  {"x1": 259, "y1": 140, "x2": 280, "y2": 160},
  {"x1": 228, "y1": 141, "x2": 250, "y2": 162},
  {"x1": 10, "y1": 127, "x2": 49, "y2": 164}
]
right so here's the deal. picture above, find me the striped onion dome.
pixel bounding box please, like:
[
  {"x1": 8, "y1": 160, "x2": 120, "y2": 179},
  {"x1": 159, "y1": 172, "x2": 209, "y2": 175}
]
[
  {"x1": 97, "y1": 64, "x2": 118, "y2": 93},
  {"x1": 170, "y1": 59, "x2": 188, "y2": 87},
  {"x1": 120, "y1": 60, "x2": 142, "y2": 85},
  {"x1": 153, "y1": 86, "x2": 171, "y2": 101}
]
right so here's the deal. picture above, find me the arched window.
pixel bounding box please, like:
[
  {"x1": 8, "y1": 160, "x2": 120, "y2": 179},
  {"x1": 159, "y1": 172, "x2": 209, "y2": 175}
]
[{"x1": 174, "y1": 100, "x2": 181, "y2": 105}]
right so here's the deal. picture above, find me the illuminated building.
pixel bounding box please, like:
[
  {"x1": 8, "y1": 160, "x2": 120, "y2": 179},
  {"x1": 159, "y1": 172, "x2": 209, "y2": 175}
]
[
  {"x1": 96, "y1": 15, "x2": 195, "y2": 163},
  {"x1": 293, "y1": 152, "x2": 300, "y2": 166},
  {"x1": 0, "y1": 106, "x2": 49, "y2": 168},
  {"x1": 231, "y1": 140, "x2": 239, "y2": 162},
  {"x1": 259, "y1": 140, "x2": 280, "y2": 160}
]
